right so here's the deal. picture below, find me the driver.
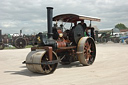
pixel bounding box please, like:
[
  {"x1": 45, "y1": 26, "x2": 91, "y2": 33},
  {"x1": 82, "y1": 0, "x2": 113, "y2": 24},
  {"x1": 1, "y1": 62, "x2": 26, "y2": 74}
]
[{"x1": 79, "y1": 20, "x2": 89, "y2": 36}]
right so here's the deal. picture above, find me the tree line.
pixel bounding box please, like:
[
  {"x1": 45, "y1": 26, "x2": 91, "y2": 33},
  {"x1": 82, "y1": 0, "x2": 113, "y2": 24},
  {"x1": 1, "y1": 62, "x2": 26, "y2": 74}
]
[{"x1": 115, "y1": 23, "x2": 128, "y2": 30}]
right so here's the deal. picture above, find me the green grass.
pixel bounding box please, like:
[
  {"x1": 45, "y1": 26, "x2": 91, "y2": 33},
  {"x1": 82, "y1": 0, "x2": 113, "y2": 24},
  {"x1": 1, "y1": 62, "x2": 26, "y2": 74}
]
[
  {"x1": 25, "y1": 45, "x2": 33, "y2": 48},
  {"x1": 4, "y1": 47, "x2": 16, "y2": 49}
]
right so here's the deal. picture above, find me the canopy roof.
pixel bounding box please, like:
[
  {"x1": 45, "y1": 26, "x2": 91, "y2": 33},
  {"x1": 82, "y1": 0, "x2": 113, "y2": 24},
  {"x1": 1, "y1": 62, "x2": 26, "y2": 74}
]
[{"x1": 53, "y1": 14, "x2": 101, "y2": 22}]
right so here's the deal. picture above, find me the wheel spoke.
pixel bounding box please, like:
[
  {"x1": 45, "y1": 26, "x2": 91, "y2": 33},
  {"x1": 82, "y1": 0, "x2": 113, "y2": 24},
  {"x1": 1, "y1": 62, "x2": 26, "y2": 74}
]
[
  {"x1": 84, "y1": 41, "x2": 93, "y2": 62},
  {"x1": 86, "y1": 54, "x2": 92, "y2": 61},
  {"x1": 91, "y1": 51, "x2": 93, "y2": 53},
  {"x1": 42, "y1": 65, "x2": 46, "y2": 70},
  {"x1": 86, "y1": 41, "x2": 89, "y2": 47},
  {"x1": 88, "y1": 43, "x2": 91, "y2": 49},
  {"x1": 45, "y1": 69, "x2": 50, "y2": 73},
  {"x1": 48, "y1": 65, "x2": 52, "y2": 71}
]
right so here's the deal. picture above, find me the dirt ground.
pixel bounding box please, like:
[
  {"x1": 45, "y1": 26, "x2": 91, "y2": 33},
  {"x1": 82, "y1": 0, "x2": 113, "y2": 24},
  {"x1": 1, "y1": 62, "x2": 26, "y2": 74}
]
[{"x1": 0, "y1": 42, "x2": 128, "y2": 85}]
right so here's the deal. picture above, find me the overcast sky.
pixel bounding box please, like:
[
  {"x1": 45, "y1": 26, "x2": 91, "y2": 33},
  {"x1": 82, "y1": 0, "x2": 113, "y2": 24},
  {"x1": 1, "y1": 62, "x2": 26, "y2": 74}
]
[{"x1": 0, "y1": 0, "x2": 128, "y2": 34}]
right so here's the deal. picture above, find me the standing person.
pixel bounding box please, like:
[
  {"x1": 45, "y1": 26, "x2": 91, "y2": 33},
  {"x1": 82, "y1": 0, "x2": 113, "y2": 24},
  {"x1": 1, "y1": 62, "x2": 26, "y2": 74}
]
[{"x1": 79, "y1": 20, "x2": 89, "y2": 36}]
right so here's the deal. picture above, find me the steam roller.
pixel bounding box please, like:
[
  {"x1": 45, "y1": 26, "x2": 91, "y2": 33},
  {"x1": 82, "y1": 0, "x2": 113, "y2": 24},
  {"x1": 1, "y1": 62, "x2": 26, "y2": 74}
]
[{"x1": 23, "y1": 7, "x2": 100, "y2": 74}]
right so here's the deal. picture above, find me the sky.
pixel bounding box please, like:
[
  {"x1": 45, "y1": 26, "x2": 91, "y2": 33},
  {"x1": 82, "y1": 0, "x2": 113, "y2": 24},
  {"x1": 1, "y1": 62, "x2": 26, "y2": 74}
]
[{"x1": 0, "y1": 0, "x2": 128, "y2": 34}]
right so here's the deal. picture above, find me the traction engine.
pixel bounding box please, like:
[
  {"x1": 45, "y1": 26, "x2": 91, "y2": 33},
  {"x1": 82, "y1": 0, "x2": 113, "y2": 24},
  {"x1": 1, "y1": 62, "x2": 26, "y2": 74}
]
[
  {"x1": 0, "y1": 30, "x2": 27, "y2": 50},
  {"x1": 23, "y1": 7, "x2": 100, "y2": 74}
]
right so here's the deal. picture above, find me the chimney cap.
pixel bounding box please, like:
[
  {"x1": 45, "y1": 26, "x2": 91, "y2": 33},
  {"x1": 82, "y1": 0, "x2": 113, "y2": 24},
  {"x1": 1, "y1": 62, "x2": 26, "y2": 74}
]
[{"x1": 47, "y1": 7, "x2": 53, "y2": 9}]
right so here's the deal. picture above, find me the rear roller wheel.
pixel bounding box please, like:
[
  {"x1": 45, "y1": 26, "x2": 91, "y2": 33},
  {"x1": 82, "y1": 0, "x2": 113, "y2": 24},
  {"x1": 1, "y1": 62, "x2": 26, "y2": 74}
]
[
  {"x1": 77, "y1": 37, "x2": 96, "y2": 66},
  {"x1": 26, "y1": 50, "x2": 58, "y2": 74},
  {"x1": 14, "y1": 37, "x2": 27, "y2": 49}
]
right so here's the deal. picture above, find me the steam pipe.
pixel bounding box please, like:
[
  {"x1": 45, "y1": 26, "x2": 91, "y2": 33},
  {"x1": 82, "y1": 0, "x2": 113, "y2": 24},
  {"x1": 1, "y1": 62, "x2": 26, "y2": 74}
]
[{"x1": 47, "y1": 7, "x2": 53, "y2": 39}]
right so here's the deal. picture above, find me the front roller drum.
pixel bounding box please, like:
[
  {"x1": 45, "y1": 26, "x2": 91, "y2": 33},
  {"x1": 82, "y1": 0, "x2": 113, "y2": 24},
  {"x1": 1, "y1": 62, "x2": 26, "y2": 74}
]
[
  {"x1": 26, "y1": 50, "x2": 58, "y2": 74},
  {"x1": 77, "y1": 37, "x2": 96, "y2": 66}
]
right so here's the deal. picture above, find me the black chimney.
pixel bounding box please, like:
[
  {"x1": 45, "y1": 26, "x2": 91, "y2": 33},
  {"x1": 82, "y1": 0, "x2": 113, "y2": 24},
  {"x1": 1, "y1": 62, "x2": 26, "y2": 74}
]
[
  {"x1": 0, "y1": 30, "x2": 2, "y2": 42},
  {"x1": 112, "y1": 29, "x2": 113, "y2": 36},
  {"x1": 0, "y1": 30, "x2": 1, "y2": 36},
  {"x1": 47, "y1": 7, "x2": 53, "y2": 39},
  {"x1": 20, "y1": 30, "x2": 22, "y2": 36}
]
